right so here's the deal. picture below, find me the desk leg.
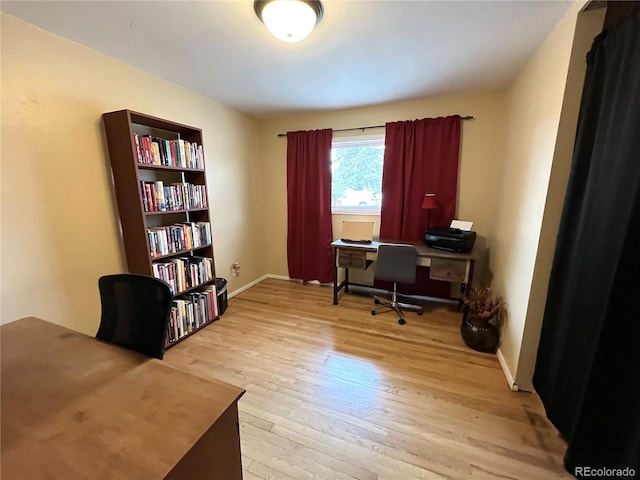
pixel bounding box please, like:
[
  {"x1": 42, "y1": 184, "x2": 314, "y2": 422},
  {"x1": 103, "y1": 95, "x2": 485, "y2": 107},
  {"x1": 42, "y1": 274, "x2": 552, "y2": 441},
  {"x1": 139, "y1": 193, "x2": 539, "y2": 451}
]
[
  {"x1": 333, "y1": 247, "x2": 352, "y2": 305},
  {"x1": 333, "y1": 247, "x2": 338, "y2": 305},
  {"x1": 459, "y1": 259, "x2": 476, "y2": 313},
  {"x1": 344, "y1": 268, "x2": 350, "y2": 294}
]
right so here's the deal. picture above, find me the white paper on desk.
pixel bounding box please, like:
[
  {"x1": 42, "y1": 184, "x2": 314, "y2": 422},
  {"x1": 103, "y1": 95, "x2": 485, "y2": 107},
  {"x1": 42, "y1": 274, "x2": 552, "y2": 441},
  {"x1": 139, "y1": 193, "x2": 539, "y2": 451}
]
[{"x1": 450, "y1": 220, "x2": 473, "y2": 231}]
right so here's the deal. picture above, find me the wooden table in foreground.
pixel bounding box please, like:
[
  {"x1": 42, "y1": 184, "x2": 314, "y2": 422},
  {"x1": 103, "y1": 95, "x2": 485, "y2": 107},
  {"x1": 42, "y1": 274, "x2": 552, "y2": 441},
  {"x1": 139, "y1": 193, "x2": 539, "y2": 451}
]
[{"x1": 1, "y1": 317, "x2": 245, "y2": 480}]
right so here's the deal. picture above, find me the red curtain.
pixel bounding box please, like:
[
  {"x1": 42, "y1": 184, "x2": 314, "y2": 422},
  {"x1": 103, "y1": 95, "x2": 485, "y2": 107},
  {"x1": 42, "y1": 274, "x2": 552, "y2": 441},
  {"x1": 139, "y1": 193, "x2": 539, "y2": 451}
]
[
  {"x1": 286, "y1": 129, "x2": 334, "y2": 284},
  {"x1": 379, "y1": 115, "x2": 462, "y2": 297}
]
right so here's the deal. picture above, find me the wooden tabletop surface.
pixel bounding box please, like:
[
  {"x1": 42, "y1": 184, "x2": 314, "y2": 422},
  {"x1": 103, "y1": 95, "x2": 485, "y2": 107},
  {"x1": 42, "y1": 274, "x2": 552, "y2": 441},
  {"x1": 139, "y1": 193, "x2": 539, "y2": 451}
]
[{"x1": 1, "y1": 317, "x2": 245, "y2": 479}]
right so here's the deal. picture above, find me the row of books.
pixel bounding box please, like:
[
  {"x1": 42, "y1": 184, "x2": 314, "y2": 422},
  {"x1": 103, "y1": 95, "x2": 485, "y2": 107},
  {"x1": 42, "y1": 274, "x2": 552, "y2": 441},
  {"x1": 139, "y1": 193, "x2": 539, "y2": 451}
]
[
  {"x1": 148, "y1": 222, "x2": 212, "y2": 258},
  {"x1": 141, "y1": 180, "x2": 208, "y2": 212},
  {"x1": 134, "y1": 133, "x2": 205, "y2": 169},
  {"x1": 152, "y1": 256, "x2": 214, "y2": 294},
  {"x1": 166, "y1": 285, "x2": 218, "y2": 344}
]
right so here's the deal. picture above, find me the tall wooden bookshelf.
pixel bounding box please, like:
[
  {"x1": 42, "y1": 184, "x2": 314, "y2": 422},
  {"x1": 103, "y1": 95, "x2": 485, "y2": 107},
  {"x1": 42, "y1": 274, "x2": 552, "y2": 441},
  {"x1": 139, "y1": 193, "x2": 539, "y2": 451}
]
[{"x1": 102, "y1": 109, "x2": 218, "y2": 348}]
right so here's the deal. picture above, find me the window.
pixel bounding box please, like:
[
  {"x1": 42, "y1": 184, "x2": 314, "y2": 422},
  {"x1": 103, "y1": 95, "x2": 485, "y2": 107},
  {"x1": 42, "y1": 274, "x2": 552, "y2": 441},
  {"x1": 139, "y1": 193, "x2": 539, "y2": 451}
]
[{"x1": 331, "y1": 134, "x2": 385, "y2": 214}]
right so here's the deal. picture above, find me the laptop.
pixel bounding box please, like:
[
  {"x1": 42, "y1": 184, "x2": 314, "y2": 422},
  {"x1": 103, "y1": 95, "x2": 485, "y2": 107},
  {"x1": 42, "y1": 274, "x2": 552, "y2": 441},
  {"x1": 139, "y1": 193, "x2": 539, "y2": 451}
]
[{"x1": 340, "y1": 221, "x2": 374, "y2": 244}]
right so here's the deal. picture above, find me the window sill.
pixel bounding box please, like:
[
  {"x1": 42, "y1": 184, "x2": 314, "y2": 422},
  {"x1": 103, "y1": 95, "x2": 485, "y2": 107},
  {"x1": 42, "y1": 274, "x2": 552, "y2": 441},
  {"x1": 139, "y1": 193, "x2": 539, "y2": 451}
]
[{"x1": 332, "y1": 208, "x2": 381, "y2": 216}]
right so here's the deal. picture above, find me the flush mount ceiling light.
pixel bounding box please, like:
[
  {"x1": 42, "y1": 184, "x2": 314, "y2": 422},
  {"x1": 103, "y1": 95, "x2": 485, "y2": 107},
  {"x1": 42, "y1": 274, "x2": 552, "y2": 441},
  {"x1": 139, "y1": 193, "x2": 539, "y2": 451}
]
[{"x1": 254, "y1": 0, "x2": 324, "y2": 43}]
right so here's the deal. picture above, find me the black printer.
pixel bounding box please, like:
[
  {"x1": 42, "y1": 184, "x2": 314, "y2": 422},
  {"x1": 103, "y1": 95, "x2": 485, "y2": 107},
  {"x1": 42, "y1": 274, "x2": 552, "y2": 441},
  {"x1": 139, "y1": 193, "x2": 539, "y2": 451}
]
[{"x1": 425, "y1": 228, "x2": 476, "y2": 252}]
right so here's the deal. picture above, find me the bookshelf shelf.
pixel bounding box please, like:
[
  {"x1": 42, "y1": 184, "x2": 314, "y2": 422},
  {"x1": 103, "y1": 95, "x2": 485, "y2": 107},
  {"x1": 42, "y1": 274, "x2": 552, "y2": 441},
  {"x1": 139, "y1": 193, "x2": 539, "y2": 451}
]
[
  {"x1": 103, "y1": 109, "x2": 219, "y2": 348},
  {"x1": 144, "y1": 208, "x2": 210, "y2": 216},
  {"x1": 175, "y1": 280, "x2": 216, "y2": 297},
  {"x1": 151, "y1": 243, "x2": 212, "y2": 261},
  {"x1": 137, "y1": 163, "x2": 206, "y2": 173},
  {"x1": 145, "y1": 209, "x2": 189, "y2": 216}
]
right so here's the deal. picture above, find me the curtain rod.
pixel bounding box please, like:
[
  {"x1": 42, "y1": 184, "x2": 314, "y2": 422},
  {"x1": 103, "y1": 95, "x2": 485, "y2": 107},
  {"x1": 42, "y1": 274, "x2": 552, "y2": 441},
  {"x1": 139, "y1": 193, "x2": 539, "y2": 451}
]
[{"x1": 276, "y1": 115, "x2": 474, "y2": 137}]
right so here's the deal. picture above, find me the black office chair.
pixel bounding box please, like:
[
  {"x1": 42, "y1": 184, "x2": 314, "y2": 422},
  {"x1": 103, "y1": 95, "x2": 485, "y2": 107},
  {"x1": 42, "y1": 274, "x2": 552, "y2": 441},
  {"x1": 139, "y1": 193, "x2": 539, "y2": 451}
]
[
  {"x1": 97, "y1": 274, "x2": 172, "y2": 359},
  {"x1": 371, "y1": 244, "x2": 423, "y2": 325}
]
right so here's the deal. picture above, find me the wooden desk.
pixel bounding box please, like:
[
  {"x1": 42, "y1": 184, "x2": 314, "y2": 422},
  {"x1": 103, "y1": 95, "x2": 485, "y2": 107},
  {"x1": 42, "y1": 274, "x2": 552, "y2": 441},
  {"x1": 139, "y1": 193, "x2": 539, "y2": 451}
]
[
  {"x1": 1, "y1": 317, "x2": 245, "y2": 480},
  {"x1": 332, "y1": 239, "x2": 476, "y2": 305}
]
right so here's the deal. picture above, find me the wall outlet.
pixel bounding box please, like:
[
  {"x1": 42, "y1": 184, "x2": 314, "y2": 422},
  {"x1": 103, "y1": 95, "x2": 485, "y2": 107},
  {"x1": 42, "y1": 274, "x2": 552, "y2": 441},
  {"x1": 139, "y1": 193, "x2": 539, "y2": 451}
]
[{"x1": 232, "y1": 262, "x2": 241, "y2": 277}]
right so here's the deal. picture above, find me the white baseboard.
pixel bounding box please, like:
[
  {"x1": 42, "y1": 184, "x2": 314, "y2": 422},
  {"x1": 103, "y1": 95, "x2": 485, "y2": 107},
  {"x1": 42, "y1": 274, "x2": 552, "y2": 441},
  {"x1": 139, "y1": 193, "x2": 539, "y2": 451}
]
[
  {"x1": 227, "y1": 274, "x2": 292, "y2": 299},
  {"x1": 496, "y1": 347, "x2": 520, "y2": 392},
  {"x1": 266, "y1": 274, "x2": 292, "y2": 281},
  {"x1": 227, "y1": 275, "x2": 267, "y2": 299}
]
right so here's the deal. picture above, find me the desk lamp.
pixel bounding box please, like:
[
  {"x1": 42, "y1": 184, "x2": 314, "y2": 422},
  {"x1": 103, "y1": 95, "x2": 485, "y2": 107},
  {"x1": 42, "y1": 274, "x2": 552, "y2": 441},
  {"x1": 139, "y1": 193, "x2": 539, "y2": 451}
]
[{"x1": 421, "y1": 193, "x2": 437, "y2": 231}]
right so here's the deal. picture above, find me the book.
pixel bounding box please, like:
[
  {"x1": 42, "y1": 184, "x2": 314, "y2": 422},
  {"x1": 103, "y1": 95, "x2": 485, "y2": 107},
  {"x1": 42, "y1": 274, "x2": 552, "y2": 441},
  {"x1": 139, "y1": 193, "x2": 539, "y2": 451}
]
[
  {"x1": 154, "y1": 181, "x2": 165, "y2": 211},
  {"x1": 178, "y1": 140, "x2": 187, "y2": 167}
]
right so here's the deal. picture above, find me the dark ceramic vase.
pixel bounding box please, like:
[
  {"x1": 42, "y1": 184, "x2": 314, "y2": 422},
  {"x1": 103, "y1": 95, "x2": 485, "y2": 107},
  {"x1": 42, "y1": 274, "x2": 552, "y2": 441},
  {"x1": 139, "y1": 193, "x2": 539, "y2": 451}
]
[{"x1": 460, "y1": 315, "x2": 499, "y2": 352}]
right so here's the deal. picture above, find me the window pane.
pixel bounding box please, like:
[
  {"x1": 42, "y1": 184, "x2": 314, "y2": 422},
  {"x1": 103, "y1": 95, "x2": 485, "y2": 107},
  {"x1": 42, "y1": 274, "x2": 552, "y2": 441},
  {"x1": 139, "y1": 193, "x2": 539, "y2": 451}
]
[{"x1": 331, "y1": 139, "x2": 384, "y2": 211}]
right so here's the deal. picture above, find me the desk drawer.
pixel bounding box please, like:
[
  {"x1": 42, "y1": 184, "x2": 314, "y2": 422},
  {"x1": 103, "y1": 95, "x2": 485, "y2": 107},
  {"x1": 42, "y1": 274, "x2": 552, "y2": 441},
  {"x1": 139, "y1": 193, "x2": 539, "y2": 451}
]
[
  {"x1": 429, "y1": 258, "x2": 467, "y2": 282},
  {"x1": 338, "y1": 249, "x2": 367, "y2": 269}
]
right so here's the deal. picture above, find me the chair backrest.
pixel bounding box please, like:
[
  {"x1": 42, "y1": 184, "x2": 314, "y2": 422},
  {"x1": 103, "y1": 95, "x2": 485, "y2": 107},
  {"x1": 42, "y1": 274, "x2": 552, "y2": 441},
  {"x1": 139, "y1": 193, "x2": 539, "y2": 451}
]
[
  {"x1": 97, "y1": 274, "x2": 172, "y2": 359},
  {"x1": 374, "y1": 244, "x2": 418, "y2": 284}
]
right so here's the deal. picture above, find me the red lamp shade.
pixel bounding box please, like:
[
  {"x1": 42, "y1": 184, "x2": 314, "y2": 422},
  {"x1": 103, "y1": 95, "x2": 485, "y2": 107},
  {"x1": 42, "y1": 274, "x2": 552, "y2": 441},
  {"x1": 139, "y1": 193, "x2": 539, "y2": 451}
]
[
  {"x1": 421, "y1": 193, "x2": 436, "y2": 230},
  {"x1": 421, "y1": 193, "x2": 437, "y2": 210}
]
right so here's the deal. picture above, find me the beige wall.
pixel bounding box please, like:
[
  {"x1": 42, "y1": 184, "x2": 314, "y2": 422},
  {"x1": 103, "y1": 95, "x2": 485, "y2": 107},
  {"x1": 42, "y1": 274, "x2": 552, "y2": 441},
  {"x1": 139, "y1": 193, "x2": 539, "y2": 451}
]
[
  {"x1": 0, "y1": 14, "x2": 264, "y2": 334},
  {"x1": 513, "y1": 6, "x2": 605, "y2": 391},
  {"x1": 492, "y1": 1, "x2": 602, "y2": 391},
  {"x1": 258, "y1": 91, "x2": 507, "y2": 286}
]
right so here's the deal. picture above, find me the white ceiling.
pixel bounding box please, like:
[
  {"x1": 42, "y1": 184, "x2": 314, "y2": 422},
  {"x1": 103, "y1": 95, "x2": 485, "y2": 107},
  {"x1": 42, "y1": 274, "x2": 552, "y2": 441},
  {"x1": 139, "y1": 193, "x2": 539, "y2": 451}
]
[{"x1": 2, "y1": 0, "x2": 574, "y2": 118}]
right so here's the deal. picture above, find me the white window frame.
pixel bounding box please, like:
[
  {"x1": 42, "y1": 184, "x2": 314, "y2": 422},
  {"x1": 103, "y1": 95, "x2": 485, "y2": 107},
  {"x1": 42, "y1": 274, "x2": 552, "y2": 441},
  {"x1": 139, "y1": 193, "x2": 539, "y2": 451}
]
[{"x1": 331, "y1": 133, "x2": 385, "y2": 215}]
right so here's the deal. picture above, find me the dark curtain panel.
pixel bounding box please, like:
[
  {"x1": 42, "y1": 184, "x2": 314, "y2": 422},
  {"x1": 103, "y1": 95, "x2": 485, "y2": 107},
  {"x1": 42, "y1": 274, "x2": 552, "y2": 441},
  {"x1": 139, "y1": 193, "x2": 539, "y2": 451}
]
[
  {"x1": 378, "y1": 116, "x2": 461, "y2": 297},
  {"x1": 533, "y1": 9, "x2": 640, "y2": 477},
  {"x1": 286, "y1": 129, "x2": 334, "y2": 284}
]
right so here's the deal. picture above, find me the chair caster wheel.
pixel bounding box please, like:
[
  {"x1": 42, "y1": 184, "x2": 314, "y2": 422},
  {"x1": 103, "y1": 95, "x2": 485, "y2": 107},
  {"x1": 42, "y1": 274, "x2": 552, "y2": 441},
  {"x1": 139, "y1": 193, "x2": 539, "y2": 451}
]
[
  {"x1": 418, "y1": 311, "x2": 423, "y2": 316},
  {"x1": 398, "y1": 318, "x2": 406, "y2": 325},
  {"x1": 371, "y1": 310, "x2": 376, "y2": 316},
  {"x1": 374, "y1": 298, "x2": 380, "y2": 305}
]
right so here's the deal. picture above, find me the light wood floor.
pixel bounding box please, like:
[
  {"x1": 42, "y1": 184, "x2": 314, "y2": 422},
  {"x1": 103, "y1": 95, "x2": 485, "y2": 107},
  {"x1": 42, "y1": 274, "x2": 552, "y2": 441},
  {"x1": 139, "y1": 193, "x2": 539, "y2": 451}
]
[{"x1": 164, "y1": 278, "x2": 570, "y2": 480}]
